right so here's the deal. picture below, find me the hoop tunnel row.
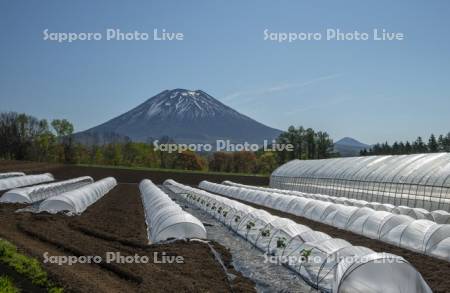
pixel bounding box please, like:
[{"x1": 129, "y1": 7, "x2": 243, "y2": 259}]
[
  {"x1": 164, "y1": 179, "x2": 431, "y2": 293},
  {"x1": 200, "y1": 181, "x2": 450, "y2": 261},
  {"x1": 270, "y1": 153, "x2": 450, "y2": 211},
  {"x1": 223, "y1": 180, "x2": 450, "y2": 224},
  {"x1": 139, "y1": 179, "x2": 206, "y2": 243},
  {"x1": 0, "y1": 172, "x2": 25, "y2": 179},
  {"x1": 39, "y1": 177, "x2": 117, "y2": 214},
  {"x1": 0, "y1": 176, "x2": 94, "y2": 204},
  {"x1": 0, "y1": 173, "x2": 54, "y2": 191}
]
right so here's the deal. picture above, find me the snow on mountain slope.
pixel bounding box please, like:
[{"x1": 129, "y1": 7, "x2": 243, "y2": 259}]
[
  {"x1": 75, "y1": 89, "x2": 282, "y2": 145},
  {"x1": 119, "y1": 89, "x2": 247, "y2": 121}
]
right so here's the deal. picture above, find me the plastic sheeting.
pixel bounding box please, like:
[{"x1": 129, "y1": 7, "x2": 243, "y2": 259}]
[
  {"x1": 0, "y1": 172, "x2": 25, "y2": 179},
  {"x1": 0, "y1": 173, "x2": 54, "y2": 191},
  {"x1": 334, "y1": 253, "x2": 431, "y2": 293},
  {"x1": 164, "y1": 179, "x2": 431, "y2": 293},
  {"x1": 38, "y1": 177, "x2": 116, "y2": 214},
  {"x1": 0, "y1": 177, "x2": 94, "y2": 203},
  {"x1": 223, "y1": 180, "x2": 450, "y2": 224},
  {"x1": 200, "y1": 181, "x2": 450, "y2": 262},
  {"x1": 270, "y1": 154, "x2": 450, "y2": 211},
  {"x1": 139, "y1": 179, "x2": 206, "y2": 243}
]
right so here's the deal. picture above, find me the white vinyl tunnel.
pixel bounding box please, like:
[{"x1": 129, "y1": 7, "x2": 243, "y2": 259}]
[
  {"x1": 0, "y1": 173, "x2": 54, "y2": 191},
  {"x1": 0, "y1": 172, "x2": 25, "y2": 179},
  {"x1": 270, "y1": 154, "x2": 450, "y2": 211},
  {"x1": 199, "y1": 181, "x2": 450, "y2": 261},
  {"x1": 139, "y1": 179, "x2": 206, "y2": 243},
  {"x1": 38, "y1": 177, "x2": 117, "y2": 214},
  {"x1": 222, "y1": 180, "x2": 450, "y2": 224},
  {"x1": 0, "y1": 177, "x2": 94, "y2": 204},
  {"x1": 334, "y1": 253, "x2": 431, "y2": 293},
  {"x1": 164, "y1": 179, "x2": 432, "y2": 293}
]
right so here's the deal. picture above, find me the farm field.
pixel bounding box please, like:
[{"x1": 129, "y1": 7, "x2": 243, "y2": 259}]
[
  {"x1": 1, "y1": 160, "x2": 450, "y2": 292},
  {"x1": 0, "y1": 161, "x2": 256, "y2": 293},
  {"x1": 203, "y1": 187, "x2": 450, "y2": 292}
]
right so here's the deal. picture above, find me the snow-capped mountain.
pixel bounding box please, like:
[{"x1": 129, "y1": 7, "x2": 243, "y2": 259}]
[
  {"x1": 75, "y1": 89, "x2": 282, "y2": 145},
  {"x1": 114, "y1": 89, "x2": 249, "y2": 121}
]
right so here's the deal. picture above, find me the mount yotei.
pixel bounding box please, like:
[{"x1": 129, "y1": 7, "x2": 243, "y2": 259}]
[{"x1": 75, "y1": 89, "x2": 282, "y2": 145}]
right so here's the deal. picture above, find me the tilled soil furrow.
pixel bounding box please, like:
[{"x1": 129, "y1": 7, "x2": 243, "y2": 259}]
[{"x1": 0, "y1": 163, "x2": 256, "y2": 293}]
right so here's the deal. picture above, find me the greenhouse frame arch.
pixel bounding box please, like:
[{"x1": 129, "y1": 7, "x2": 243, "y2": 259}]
[{"x1": 270, "y1": 153, "x2": 450, "y2": 211}]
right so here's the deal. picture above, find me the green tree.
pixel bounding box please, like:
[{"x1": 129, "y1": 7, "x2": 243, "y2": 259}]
[
  {"x1": 305, "y1": 128, "x2": 316, "y2": 159},
  {"x1": 428, "y1": 134, "x2": 439, "y2": 152},
  {"x1": 445, "y1": 133, "x2": 450, "y2": 152},
  {"x1": 316, "y1": 131, "x2": 334, "y2": 159},
  {"x1": 412, "y1": 137, "x2": 427, "y2": 153},
  {"x1": 93, "y1": 146, "x2": 105, "y2": 165},
  {"x1": 256, "y1": 152, "x2": 277, "y2": 174},
  {"x1": 51, "y1": 119, "x2": 74, "y2": 137},
  {"x1": 51, "y1": 119, "x2": 75, "y2": 163},
  {"x1": 275, "y1": 126, "x2": 334, "y2": 164},
  {"x1": 404, "y1": 141, "x2": 412, "y2": 154},
  {"x1": 0, "y1": 112, "x2": 50, "y2": 160}
]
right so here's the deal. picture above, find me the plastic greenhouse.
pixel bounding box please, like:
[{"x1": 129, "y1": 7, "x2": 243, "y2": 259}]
[
  {"x1": 164, "y1": 179, "x2": 432, "y2": 293},
  {"x1": 139, "y1": 179, "x2": 206, "y2": 243},
  {"x1": 270, "y1": 153, "x2": 450, "y2": 211},
  {"x1": 199, "y1": 181, "x2": 450, "y2": 261},
  {"x1": 0, "y1": 172, "x2": 25, "y2": 179},
  {"x1": 0, "y1": 176, "x2": 94, "y2": 203},
  {"x1": 38, "y1": 177, "x2": 116, "y2": 214},
  {"x1": 0, "y1": 173, "x2": 54, "y2": 191}
]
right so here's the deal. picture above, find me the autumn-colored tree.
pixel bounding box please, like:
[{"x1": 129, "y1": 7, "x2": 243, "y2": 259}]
[
  {"x1": 209, "y1": 152, "x2": 233, "y2": 172},
  {"x1": 232, "y1": 151, "x2": 257, "y2": 174},
  {"x1": 172, "y1": 151, "x2": 206, "y2": 171}
]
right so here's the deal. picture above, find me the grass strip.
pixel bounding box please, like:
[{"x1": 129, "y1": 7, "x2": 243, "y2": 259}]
[
  {"x1": 0, "y1": 275, "x2": 20, "y2": 293},
  {"x1": 0, "y1": 239, "x2": 63, "y2": 293}
]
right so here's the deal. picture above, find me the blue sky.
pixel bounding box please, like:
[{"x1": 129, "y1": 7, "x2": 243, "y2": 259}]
[{"x1": 1, "y1": 0, "x2": 449, "y2": 144}]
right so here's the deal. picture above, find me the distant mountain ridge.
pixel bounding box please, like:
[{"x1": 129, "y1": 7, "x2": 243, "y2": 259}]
[
  {"x1": 74, "y1": 89, "x2": 282, "y2": 145},
  {"x1": 334, "y1": 137, "x2": 370, "y2": 157}
]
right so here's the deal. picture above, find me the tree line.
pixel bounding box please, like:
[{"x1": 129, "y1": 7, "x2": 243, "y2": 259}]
[
  {"x1": 0, "y1": 112, "x2": 336, "y2": 174},
  {"x1": 361, "y1": 133, "x2": 450, "y2": 156}
]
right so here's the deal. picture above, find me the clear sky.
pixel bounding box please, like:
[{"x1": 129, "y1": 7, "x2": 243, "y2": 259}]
[{"x1": 1, "y1": 0, "x2": 449, "y2": 144}]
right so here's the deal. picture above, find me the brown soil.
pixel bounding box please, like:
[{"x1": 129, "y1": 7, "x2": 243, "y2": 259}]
[
  {"x1": 207, "y1": 189, "x2": 450, "y2": 293},
  {"x1": 5, "y1": 160, "x2": 448, "y2": 292},
  {"x1": 0, "y1": 160, "x2": 61, "y2": 174},
  {"x1": 0, "y1": 162, "x2": 256, "y2": 293}
]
